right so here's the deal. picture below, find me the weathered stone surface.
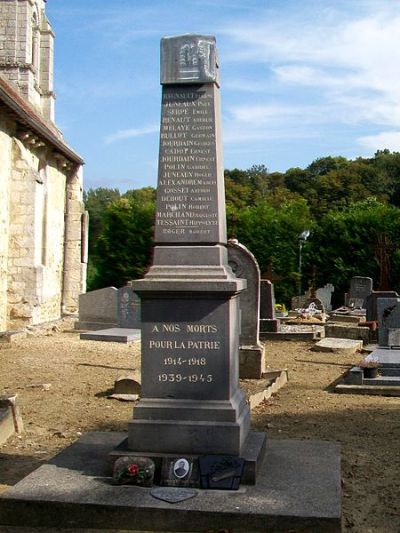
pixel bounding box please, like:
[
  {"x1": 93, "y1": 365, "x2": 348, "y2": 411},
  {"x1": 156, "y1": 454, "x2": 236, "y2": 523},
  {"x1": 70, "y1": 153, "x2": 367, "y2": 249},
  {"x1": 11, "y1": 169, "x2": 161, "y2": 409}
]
[
  {"x1": 239, "y1": 345, "x2": 266, "y2": 379},
  {"x1": 76, "y1": 287, "x2": 118, "y2": 330},
  {"x1": 0, "y1": 2, "x2": 85, "y2": 331},
  {"x1": 0, "y1": 431, "x2": 342, "y2": 532},
  {"x1": 312, "y1": 337, "x2": 363, "y2": 354},
  {"x1": 118, "y1": 286, "x2": 141, "y2": 329},
  {"x1": 161, "y1": 34, "x2": 218, "y2": 85},
  {"x1": 377, "y1": 297, "x2": 400, "y2": 347},
  {"x1": 0, "y1": 408, "x2": 15, "y2": 445},
  {"x1": 228, "y1": 239, "x2": 265, "y2": 378},
  {"x1": 345, "y1": 276, "x2": 373, "y2": 308},
  {"x1": 112, "y1": 374, "x2": 141, "y2": 396},
  {"x1": 228, "y1": 239, "x2": 260, "y2": 346},
  {"x1": 325, "y1": 324, "x2": 370, "y2": 345},
  {"x1": 366, "y1": 291, "x2": 399, "y2": 321},
  {"x1": 328, "y1": 314, "x2": 361, "y2": 324},
  {"x1": 80, "y1": 328, "x2": 140, "y2": 343},
  {"x1": 260, "y1": 279, "x2": 276, "y2": 319}
]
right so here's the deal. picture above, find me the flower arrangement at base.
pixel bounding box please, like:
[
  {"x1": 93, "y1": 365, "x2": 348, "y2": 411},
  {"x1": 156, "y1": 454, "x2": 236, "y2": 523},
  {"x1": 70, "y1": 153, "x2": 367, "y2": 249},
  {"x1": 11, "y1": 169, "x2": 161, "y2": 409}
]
[{"x1": 112, "y1": 456, "x2": 155, "y2": 486}]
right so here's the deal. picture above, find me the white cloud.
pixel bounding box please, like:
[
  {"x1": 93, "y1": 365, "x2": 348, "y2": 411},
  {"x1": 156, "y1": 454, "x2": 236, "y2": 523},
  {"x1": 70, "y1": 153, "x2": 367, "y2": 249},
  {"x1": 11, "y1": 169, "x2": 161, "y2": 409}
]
[
  {"x1": 220, "y1": 2, "x2": 400, "y2": 143},
  {"x1": 358, "y1": 131, "x2": 400, "y2": 152},
  {"x1": 104, "y1": 124, "x2": 159, "y2": 145}
]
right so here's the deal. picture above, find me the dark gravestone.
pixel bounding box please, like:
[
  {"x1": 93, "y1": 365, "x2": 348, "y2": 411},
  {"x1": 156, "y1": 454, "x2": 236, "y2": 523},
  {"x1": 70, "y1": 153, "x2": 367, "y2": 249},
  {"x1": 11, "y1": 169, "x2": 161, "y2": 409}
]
[
  {"x1": 118, "y1": 286, "x2": 141, "y2": 328},
  {"x1": 260, "y1": 279, "x2": 279, "y2": 333},
  {"x1": 366, "y1": 291, "x2": 399, "y2": 322},
  {"x1": 125, "y1": 35, "x2": 263, "y2": 471},
  {"x1": 377, "y1": 297, "x2": 400, "y2": 347},
  {"x1": 75, "y1": 287, "x2": 118, "y2": 330},
  {"x1": 346, "y1": 276, "x2": 373, "y2": 309},
  {"x1": 228, "y1": 239, "x2": 265, "y2": 378}
]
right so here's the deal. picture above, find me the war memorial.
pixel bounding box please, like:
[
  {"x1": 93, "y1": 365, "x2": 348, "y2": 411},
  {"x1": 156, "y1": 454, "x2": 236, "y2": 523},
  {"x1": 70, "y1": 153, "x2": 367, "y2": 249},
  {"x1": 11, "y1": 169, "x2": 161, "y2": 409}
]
[{"x1": 0, "y1": 35, "x2": 341, "y2": 532}]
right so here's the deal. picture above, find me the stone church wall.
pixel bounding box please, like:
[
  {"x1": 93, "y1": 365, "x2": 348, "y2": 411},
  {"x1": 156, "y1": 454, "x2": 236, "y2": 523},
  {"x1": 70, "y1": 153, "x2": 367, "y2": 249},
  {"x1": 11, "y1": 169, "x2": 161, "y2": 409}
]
[
  {"x1": 0, "y1": 0, "x2": 85, "y2": 332},
  {"x1": 0, "y1": 115, "x2": 12, "y2": 331}
]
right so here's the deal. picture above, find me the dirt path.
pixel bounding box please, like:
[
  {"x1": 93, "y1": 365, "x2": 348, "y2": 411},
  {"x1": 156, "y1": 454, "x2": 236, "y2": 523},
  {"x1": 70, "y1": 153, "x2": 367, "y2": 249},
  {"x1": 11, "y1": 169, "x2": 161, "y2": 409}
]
[{"x1": 1, "y1": 325, "x2": 399, "y2": 532}]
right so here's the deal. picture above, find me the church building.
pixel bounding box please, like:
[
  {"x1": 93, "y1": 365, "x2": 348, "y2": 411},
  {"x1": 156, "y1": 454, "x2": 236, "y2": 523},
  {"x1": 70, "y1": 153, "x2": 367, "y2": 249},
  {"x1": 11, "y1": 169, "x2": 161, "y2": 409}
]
[{"x1": 0, "y1": 0, "x2": 86, "y2": 331}]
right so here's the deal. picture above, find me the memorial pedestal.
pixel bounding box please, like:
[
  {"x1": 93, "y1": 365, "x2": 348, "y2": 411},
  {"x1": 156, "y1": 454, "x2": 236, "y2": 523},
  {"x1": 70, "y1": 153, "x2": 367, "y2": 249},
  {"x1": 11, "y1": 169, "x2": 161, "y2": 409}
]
[{"x1": 128, "y1": 279, "x2": 250, "y2": 456}]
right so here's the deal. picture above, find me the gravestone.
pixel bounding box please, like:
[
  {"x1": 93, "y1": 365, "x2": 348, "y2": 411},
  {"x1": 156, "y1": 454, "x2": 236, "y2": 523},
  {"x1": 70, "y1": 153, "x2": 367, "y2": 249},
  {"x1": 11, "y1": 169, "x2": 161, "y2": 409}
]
[
  {"x1": 316, "y1": 283, "x2": 334, "y2": 312},
  {"x1": 227, "y1": 239, "x2": 265, "y2": 378},
  {"x1": 291, "y1": 293, "x2": 309, "y2": 311},
  {"x1": 366, "y1": 291, "x2": 399, "y2": 322},
  {"x1": 345, "y1": 276, "x2": 373, "y2": 309},
  {"x1": 118, "y1": 286, "x2": 141, "y2": 328},
  {"x1": 75, "y1": 287, "x2": 118, "y2": 330},
  {"x1": 260, "y1": 279, "x2": 279, "y2": 333},
  {"x1": 123, "y1": 35, "x2": 263, "y2": 471},
  {"x1": 377, "y1": 297, "x2": 400, "y2": 347}
]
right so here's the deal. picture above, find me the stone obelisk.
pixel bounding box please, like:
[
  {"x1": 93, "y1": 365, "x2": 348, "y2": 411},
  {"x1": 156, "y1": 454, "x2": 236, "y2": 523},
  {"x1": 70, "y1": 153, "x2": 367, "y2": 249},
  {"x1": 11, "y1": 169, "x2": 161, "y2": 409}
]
[{"x1": 128, "y1": 35, "x2": 254, "y2": 458}]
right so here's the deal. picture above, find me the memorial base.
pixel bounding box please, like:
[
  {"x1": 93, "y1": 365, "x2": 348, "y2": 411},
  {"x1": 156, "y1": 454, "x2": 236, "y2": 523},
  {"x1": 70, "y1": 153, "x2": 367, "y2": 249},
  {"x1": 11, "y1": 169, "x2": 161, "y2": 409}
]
[
  {"x1": 110, "y1": 430, "x2": 266, "y2": 486},
  {"x1": 0, "y1": 432, "x2": 342, "y2": 532}
]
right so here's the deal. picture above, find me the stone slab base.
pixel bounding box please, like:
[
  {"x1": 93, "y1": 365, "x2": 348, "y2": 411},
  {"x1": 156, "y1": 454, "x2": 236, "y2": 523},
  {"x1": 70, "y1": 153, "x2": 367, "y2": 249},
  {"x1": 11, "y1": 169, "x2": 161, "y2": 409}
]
[
  {"x1": 80, "y1": 328, "x2": 141, "y2": 343},
  {"x1": 242, "y1": 370, "x2": 288, "y2": 410},
  {"x1": 75, "y1": 321, "x2": 118, "y2": 331},
  {"x1": 312, "y1": 337, "x2": 363, "y2": 354},
  {"x1": 367, "y1": 348, "x2": 400, "y2": 367},
  {"x1": 328, "y1": 315, "x2": 361, "y2": 324},
  {"x1": 325, "y1": 324, "x2": 370, "y2": 345},
  {"x1": 0, "y1": 432, "x2": 341, "y2": 532},
  {"x1": 261, "y1": 331, "x2": 319, "y2": 341},
  {"x1": 335, "y1": 383, "x2": 400, "y2": 396},
  {"x1": 259, "y1": 318, "x2": 280, "y2": 333}
]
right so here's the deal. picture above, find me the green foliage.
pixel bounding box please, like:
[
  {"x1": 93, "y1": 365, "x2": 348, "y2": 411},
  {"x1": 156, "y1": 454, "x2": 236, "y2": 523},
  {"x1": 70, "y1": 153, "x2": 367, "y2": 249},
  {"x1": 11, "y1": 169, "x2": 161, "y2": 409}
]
[
  {"x1": 89, "y1": 196, "x2": 155, "y2": 290},
  {"x1": 306, "y1": 197, "x2": 400, "y2": 297},
  {"x1": 230, "y1": 199, "x2": 313, "y2": 303},
  {"x1": 84, "y1": 187, "x2": 121, "y2": 255},
  {"x1": 84, "y1": 151, "x2": 400, "y2": 304}
]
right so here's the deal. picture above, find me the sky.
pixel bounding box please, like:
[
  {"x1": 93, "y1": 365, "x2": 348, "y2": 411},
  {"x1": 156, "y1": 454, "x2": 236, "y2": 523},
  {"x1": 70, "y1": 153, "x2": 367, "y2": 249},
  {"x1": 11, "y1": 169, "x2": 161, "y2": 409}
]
[{"x1": 46, "y1": 0, "x2": 400, "y2": 192}]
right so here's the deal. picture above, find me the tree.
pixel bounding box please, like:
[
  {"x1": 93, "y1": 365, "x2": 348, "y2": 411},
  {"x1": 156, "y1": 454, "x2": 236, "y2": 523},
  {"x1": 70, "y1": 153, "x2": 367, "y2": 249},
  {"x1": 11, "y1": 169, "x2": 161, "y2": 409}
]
[
  {"x1": 83, "y1": 187, "x2": 121, "y2": 255},
  {"x1": 230, "y1": 198, "x2": 313, "y2": 303},
  {"x1": 306, "y1": 198, "x2": 400, "y2": 298},
  {"x1": 90, "y1": 196, "x2": 155, "y2": 289}
]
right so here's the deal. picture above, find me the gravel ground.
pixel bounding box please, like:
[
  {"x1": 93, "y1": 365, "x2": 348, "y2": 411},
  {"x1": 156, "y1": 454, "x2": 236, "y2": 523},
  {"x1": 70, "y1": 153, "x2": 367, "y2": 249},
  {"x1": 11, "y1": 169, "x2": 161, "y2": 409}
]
[{"x1": 1, "y1": 322, "x2": 400, "y2": 532}]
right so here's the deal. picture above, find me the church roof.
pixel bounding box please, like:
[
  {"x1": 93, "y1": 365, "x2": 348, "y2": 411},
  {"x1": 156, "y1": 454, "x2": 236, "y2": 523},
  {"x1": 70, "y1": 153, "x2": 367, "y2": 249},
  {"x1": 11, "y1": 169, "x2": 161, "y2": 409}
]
[{"x1": 0, "y1": 73, "x2": 84, "y2": 166}]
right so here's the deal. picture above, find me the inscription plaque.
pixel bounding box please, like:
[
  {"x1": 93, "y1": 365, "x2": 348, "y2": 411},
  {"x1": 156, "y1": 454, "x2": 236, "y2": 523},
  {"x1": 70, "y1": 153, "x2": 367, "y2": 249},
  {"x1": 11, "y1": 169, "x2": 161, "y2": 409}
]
[
  {"x1": 141, "y1": 299, "x2": 231, "y2": 401},
  {"x1": 155, "y1": 84, "x2": 225, "y2": 244}
]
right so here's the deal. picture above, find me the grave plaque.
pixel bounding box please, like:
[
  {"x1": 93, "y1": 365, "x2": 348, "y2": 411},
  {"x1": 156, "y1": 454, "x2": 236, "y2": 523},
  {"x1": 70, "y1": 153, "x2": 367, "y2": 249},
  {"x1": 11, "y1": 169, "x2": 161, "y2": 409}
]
[
  {"x1": 160, "y1": 456, "x2": 200, "y2": 488},
  {"x1": 377, "y1": 297, "x2": 400, "y2": 347},
  {"x1": 126, "y1": 35, "x2": 260, "y2": 464},
  {"x1": 118, "y1": 286, "x2": 141, "y2": 328}
]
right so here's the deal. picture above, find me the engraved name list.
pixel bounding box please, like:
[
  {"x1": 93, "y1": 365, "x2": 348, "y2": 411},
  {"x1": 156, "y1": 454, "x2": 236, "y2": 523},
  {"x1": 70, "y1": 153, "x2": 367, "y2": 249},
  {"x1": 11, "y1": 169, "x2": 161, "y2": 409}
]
[{"x1": 155, "y1": 85, "x2": 220, "y2": 242}]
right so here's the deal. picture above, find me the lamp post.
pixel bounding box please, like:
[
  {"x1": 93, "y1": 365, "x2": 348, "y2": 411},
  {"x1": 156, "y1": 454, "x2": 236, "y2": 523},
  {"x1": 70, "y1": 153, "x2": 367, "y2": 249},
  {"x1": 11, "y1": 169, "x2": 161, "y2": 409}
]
[{"x1": 298, "y1": 230, "x2": 310, "y2": 296}]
